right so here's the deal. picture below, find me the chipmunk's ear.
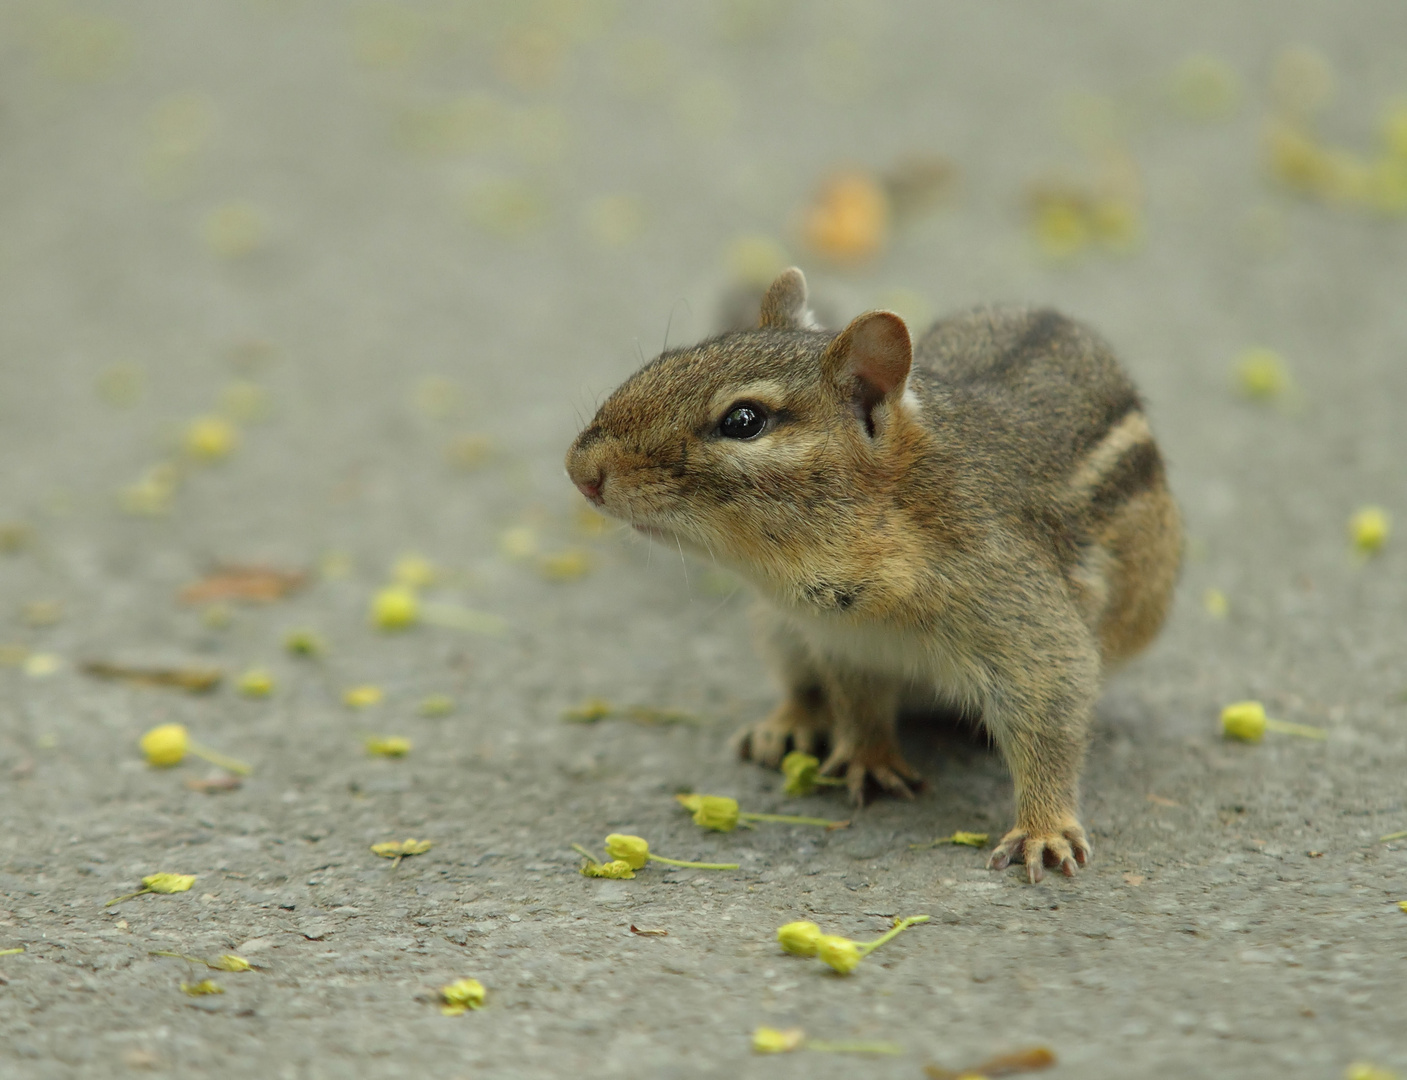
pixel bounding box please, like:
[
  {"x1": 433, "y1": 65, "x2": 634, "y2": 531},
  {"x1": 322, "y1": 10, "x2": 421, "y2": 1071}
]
[
  {"x1": 758, "y1": 267, "x2": 817, "y2": 330},
  {"x1": 822, "y1": 311, "x2": 913, "y2": 435}
]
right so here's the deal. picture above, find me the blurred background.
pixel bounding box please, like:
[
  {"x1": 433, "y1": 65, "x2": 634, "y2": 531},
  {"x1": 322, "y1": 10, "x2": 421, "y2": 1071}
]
[{"x1": 2, "y1": 3, "x2": 1406, "y2": 1075}]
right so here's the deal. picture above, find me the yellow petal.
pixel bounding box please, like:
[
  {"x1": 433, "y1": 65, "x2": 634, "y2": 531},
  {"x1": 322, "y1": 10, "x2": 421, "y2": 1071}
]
[
  {"x1": 212, "y1": 955, "x2": 251, "y2": 972},
  {"x1": 581, "y1": 859, "x2": 635, "y2": 879},
  {"x1": 440, "y1": 977, "x2": 486, "y2": 1012},
  {"x1": 343, "y1": 685, "x2": 384, "y2": 708},
  {"x1": 180, "y1": 979, "x2": 224, "y2": 996}
]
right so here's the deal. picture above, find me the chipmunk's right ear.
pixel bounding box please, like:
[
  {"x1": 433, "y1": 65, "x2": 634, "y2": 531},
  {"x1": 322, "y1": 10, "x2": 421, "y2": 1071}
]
[
  {"x1": 822, "y1": 310, "x2": 913, "y2": 437},
  {"x1": 758, "y1": 267, "x2": 817, "y2": 330}
]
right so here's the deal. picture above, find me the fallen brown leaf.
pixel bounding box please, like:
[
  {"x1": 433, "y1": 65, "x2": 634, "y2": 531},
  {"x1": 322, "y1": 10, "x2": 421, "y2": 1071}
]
[
  {"x1": 179, "y1": 565, "x2": 307, "y2": 605},
  {"x1": 629, "y1": 925, "x2": 668, "y2": 937},
  {"x1": 82, "y1": 662, "x2": 222, "y2": 693},
  {"x1": 926, "y1": 1046, "x2": 1056, "y2": 1079}
]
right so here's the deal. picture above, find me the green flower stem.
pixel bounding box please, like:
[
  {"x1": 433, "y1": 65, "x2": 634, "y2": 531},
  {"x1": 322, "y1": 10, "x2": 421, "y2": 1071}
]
[
  {"x1": 740, "y1": 812, "x2": 846, "y2": 827},
  {"x1": 1263, "y1": 718, "x2": 1326, "y2": 740},
  {"x1": 105, "y1": 887, "x2": 154, "y2": 906},
  {"x1": 649, "y1": 854, "x2": 740, "y2": 870},
  {"x1": 805, "y1": 1040, "x2": 903, "y2": 1055},
  {"x1": 188, "y1": 741, "x2": 253, "y2": 775},
  {"x1": 1379, "y1": 830, "x2": 1407, "y2": 842},
  {"x1": 856, "y1": 915, "x2": 929, "y2": 956},
  {"x1": 571, "y1": 843, "x2": 601, "y2": 864}
]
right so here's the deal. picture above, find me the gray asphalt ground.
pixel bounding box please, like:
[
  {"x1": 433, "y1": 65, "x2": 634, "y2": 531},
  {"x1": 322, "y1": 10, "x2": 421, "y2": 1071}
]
[{"x1": 2, "y1": 3, "x2": 1406, "y2": 1078}]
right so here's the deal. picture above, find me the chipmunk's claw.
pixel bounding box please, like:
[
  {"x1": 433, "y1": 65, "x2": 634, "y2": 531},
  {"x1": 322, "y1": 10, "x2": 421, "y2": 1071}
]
[
  {"x1": 988, "y1": 820, "x2": 1091, "y2": 883},
  {"x1": 732, "y1": 702, "x2": 828, "y2": 768},
  {"x1": 820, "y1": 742, "x2": 922, "y2": 806}
]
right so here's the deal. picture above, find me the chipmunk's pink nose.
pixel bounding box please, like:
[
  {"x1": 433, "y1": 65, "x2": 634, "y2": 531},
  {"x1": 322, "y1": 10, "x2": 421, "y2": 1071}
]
[{"x1": 574, "y1": 471, "x2": 604, "y2": 504}]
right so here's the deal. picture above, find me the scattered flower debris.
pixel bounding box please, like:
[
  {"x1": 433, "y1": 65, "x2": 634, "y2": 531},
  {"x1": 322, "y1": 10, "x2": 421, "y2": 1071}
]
[
  {"x1": 85, "y1": 661, "x2": 222, "y2": 693},
  {"x1": 1220, "y1": 700, "x2": 1326, "y2": 742},
  {"x1": 538, "y1": 549, "x2": 592, "y2": 581},
  {"x1": 777, "y1": 915, "x2": 929, "y2": 976},
  {"x1": 139, "y1": 723, "x2": 251, "y2": 774},
  {"x1": 183, "y1": 416, "x2": 239, "y2": 461},
  {"x1": 371, "y1": 839, "x2": 432, "y2": 867},
  {"x1": 419, "y1": 603, "x2": 507, "y2": 636},
  {"x1": 1349, "y1": 506, "x2": 1390, "y2": 555},
  {"x1": 925, "y1": 1046, "x2": 1057, "y2": 1079},
  {"x1": 1235, "y1": 347, "x2": 1294, "y2": 401},
  {"x1": 370, "y1": 586, "x2": 419, "y2": 630},
  {"x1": 343, "y1": 685, "x2": 384, "y2": 708},
  {"x1": 910, "y1": 832, "x2": 990, "y2": 850},
  {"x1": 563, "y1": 699, "x2": 702, "y2": 726},
  {"x1": 1203, "y1": 588, "x2": 1230, "y2": 619},
  {"x1": 1169, "y1": 54, "x2": 1241, "y2": 121},
  {"x1": 152, "y1": 951, "x2": 253, "y2": 972},
  {"x1": 418, "y1": 694, "x2": 455, "y2": 717},
  {"x1": 1379, "y1": 830, "x2": 1407, "y2": 843},
  {"x1": 752, "y1": 1025, "x2": 903, "y2": 1055},
  {"x1": 284, "y1": 629, "x2": 325, "y2": 656},
  {"x1": 184, "y1": 774, "x2": 243, "y2": 794},
  {"x1": 801, "y1": 170, "x2": 890, "y2": 263},
  {"x1": 391, "y1": 554, "x2": 437, "y2": 589},
  {"x1": 601, "y1": 833, "x2": 738, "y2": 871},
  {"x1": 577, "y1": 856, "x2": 635, "y2": 879},
  {"x1": 366, "y1": 736, "x2": 411, "y2": 758},
  {"x1": 23, "y1": 653, "x2": 61, "y2": 678},
  {"x1": 1344, "y1": 1066, "x2": 1399, "y2": 1080},
  {"x1": 180, "y1": 979, "x2": 224, "y2": 996},
  {"x1": 676, "y1": 793, "x2": 849, "y2": 831},
  {"x1": 119, "y1": 462, "x2": 181, "y2": 516},
  {"x1": 629, "y1": 925, "x2": 667, "y2": 937},
  {"x1": 237, "y1": 668, "x2": 275, "y2": 697},
  {"x1": 0, "y1": 947, "x2": 25, "y2": 957},
  {"x1": 781, "y1": 751, "x2": 846, "y2": 796},
  {"x1": 107, "y1": 873, "x2": 197, "y2": 906},
  {"x1": 439, "y1": 978, "x2": 486, "y2": 1015},
  {"x1": 179, "y1": 565, "x2": 307, "y2": 604}
]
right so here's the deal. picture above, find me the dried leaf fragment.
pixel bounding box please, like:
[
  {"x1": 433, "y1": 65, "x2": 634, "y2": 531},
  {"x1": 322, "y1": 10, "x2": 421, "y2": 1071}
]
[
  {"x1": 925, "y1": 1046, "x2": 1057, "y2": 1079},
  {"x1": 86, "y1": 661, "x2": 221, "y2": 693},
  {"x1": 629, "y1": 925, "x2": 667, "y2": 937},
  {"x1": 180, "y1": 565, "x2": 307, "y2": 605}
]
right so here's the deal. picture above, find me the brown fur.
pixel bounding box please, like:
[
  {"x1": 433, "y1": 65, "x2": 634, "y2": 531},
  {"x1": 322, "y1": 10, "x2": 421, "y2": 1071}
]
[{"x1": 566, "y1": 269, "x2": 1182, "y2": 883}]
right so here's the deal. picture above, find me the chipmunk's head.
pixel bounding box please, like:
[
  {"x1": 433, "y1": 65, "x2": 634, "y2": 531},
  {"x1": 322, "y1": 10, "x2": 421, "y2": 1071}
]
[{"x1": 565, "y1": 269, "x2": 924, "y2": 602}]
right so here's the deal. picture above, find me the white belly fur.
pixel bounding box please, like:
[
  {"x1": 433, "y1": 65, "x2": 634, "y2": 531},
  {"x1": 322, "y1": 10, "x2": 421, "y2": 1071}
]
[{"x1": 780, "y1": 609, "x2": 992, "y2": 711}]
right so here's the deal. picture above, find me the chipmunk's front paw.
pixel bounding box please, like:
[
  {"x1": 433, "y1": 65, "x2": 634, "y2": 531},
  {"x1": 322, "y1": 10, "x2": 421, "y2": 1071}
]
[
  {"x1": 732, "y1": 701, "x2": 828, "y2": 768},
  {"x1": 820, "y1": 739, "x2": 922, "y2": 806},
  {"x1": 988, "y1": 818, "x2": 1091, "y2": 883}
]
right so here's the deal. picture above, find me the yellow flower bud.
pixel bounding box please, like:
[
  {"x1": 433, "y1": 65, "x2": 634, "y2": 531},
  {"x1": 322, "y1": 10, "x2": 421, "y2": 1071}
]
[
  {"x1": 1234, "y1": 347, "x2": 1290, "y2": 400},
  {"x1": 180, "y1": 979, "x2": 224, "y2": 996},
  {"x1": 366, "y1": 736, "x2": 411, "y2": 757},
  {"x1": 140, "y1": 723, "x2": 189, "y2": 767},
  {"x1": 581, "y1": 859, "x2": 635, "y2": 879},
  {"x1": 752, "y1": 1026, "x2": 805, "y2": 1053},
  {"x1": 284, "y1": 629, "x2": 324, "y2": 656},
  {"x1": 604, "y1": 833, "x2": 651, "y2": 870},
  {"x1": 391, "y1": 553, "x2": 437, "y2": 588},
  {"x1": 781, "y1": 751, "x2": 821, "y2": 796},
  {"x1": 1221, "y1": 700, "x2": 1268, "y2": 742},
  {"x1": 184, "y1": 416, "x2": 238, "y2": 461},
  {"x1": 237, "y1": 668, "x2": 274, "y2": 697},
  {"x1": 440, "y1": 977, "x2": 486, "y2": 1015},
  {"x1": 817, "y1": 934, "x2": 863, "y2": 975},
  {"x1": 776, "y1": 920, "x2": 822, "y2": 957},
  {"x1": 212, "y1": 955, "x2": 251, "y2": 972},
  {"x1": 690, "y1": 795, "x2": 740, "y2": 832},
  {"x1": 370, "y1": 586, "x2": 419, "y2": 630},
  {"x1": 142, "y1": 873, "x2": 197, "y2": 894},
  {"x1": 1349, "y1": 506, "x2": 1390, "y2": 554},
  {"x1": 343, "y1": 685, "x2": 384, "y2": 708}
]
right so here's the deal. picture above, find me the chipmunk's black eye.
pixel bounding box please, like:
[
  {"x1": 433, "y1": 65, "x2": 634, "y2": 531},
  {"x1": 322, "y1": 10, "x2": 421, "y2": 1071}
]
[{"x1": 719, "y1": 403, "x2": 768, "y2": 440}]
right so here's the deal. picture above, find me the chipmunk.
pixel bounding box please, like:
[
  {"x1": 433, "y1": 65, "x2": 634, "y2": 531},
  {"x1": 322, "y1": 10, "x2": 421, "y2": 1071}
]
[{"x1": 565, "y1": 269, "x2": 1181, "y2": 882}]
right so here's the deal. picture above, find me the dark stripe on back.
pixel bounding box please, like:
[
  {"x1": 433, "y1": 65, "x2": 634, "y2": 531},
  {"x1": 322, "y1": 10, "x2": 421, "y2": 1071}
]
[{"x1": 1088, "y1": 440, "x2": 1164, "y2": 513}]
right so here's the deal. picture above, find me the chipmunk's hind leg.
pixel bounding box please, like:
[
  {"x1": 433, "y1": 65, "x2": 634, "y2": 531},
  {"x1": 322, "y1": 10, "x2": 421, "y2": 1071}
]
[{"x1": 733, "y1": 612, "x2": 833, "y2": 767}]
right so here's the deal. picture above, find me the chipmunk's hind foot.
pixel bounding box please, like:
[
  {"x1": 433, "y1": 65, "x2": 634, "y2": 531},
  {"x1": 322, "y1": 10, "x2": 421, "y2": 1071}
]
[{"x1": 732, "y1": 696, "x2": 830, "y2": 768}]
